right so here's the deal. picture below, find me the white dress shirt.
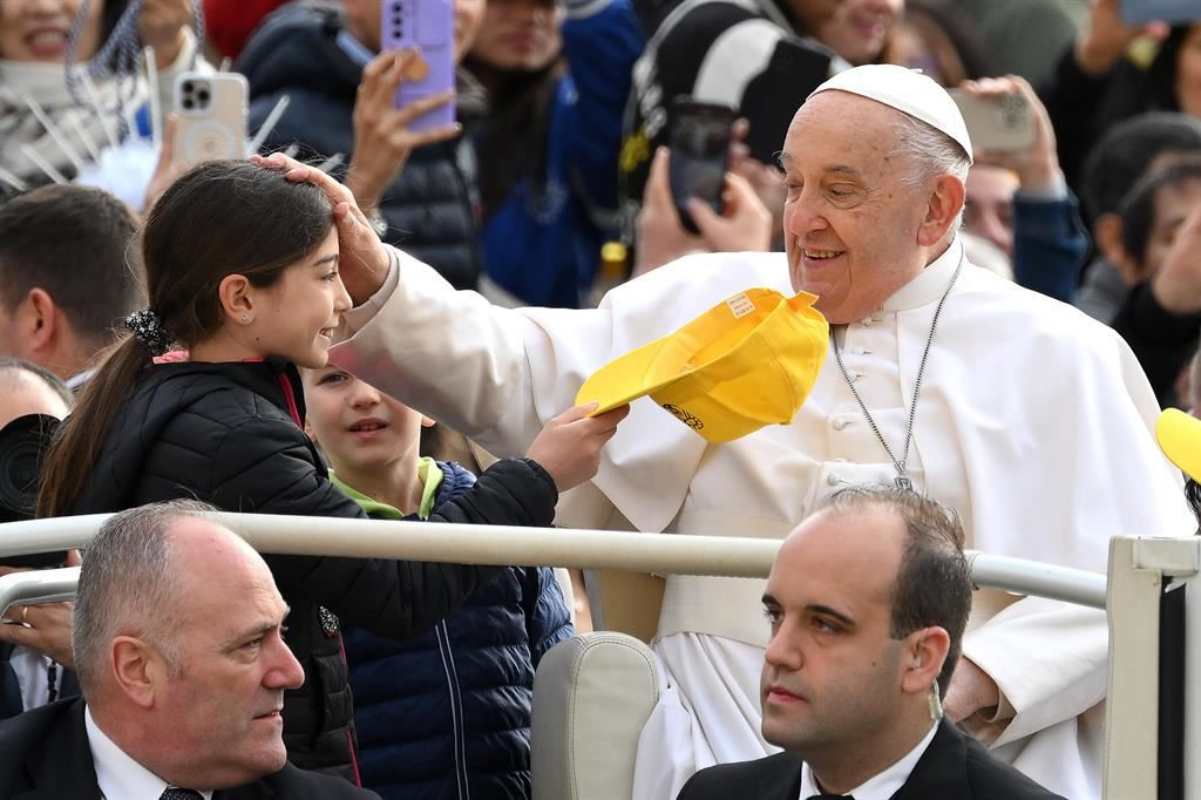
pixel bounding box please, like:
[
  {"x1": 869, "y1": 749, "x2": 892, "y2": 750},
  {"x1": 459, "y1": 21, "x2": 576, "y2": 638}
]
[
  {"x1": 798, "y1": 723, "x2": 937, "y2": 800},
  {"x1": 85, "y1": 706, "x2": 213, "y2": 800},
  {"x1": 9, "y1": 646, "x2": 55, "y2": 710}
]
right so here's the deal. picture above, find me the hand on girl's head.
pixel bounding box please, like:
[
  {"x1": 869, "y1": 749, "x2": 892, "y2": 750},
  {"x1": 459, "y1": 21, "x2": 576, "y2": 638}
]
[{"x1": 250, "y1": 153, "x2": 390, "y2": 304}]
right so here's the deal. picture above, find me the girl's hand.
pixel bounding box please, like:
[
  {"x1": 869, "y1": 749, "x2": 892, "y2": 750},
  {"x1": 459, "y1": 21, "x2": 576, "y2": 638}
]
[{"x1": 526, "y1": 404, "x2": 630, "y2": 491}]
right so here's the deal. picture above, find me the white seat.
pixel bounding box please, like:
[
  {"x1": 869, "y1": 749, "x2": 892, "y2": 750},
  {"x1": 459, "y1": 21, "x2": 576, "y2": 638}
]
[{"x1": 531, "y1": 632, "x2": 660, "y2": 800}]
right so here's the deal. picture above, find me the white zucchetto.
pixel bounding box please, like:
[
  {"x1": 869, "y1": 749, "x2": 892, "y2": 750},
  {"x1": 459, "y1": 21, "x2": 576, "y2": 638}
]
[{"x1": 809, "y1": 64, "x2": 974, "y2": 164}]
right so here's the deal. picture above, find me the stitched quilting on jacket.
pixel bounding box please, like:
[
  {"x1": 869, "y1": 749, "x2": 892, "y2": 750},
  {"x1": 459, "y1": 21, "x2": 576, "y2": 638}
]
[
  {"x1": 68, "y1": 358, "x2": 559, "y2": 782},
  {"x1": 337, "y1": 461, "x2": 574, "y2": 800}
]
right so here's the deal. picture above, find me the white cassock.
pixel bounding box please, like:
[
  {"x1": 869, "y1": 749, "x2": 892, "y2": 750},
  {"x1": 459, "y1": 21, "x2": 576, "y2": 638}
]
[{"x1": 337, "y1": 237, "x2": 1194, "y2": 800}]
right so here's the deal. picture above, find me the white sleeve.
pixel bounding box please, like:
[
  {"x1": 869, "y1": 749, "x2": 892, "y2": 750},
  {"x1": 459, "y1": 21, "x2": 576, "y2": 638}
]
[{"x1": 331, "y1": 246, "x2": 616, "y2": 458}]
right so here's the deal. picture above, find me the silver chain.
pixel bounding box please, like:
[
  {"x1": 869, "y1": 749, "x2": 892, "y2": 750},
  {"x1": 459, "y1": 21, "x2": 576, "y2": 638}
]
[{"x1": 831, "y1": 253, "x2": 964, "y2": 491}]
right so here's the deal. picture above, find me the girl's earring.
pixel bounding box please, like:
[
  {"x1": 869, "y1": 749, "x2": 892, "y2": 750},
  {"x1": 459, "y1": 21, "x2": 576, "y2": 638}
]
[{"x1": 240, "y1": 313, "x2": 252, "y2": 324}]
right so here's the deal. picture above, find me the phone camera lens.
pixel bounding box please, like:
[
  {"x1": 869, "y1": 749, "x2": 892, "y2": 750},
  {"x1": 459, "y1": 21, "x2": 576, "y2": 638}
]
[
  {"x1": 182, "y1": 98, "x2": 194, "y2": 110},
  {"x1": 197, "y1": 89, "x2": 211, "y2": 103},
  {"x1": 182, "y1": 80, "x2": 194, "y2": 93}
]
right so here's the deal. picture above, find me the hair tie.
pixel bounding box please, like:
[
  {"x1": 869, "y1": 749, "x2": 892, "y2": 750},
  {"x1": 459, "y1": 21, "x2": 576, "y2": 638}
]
[{"x1": 124, "y1": 310, "x2": 173, "y2": 356}]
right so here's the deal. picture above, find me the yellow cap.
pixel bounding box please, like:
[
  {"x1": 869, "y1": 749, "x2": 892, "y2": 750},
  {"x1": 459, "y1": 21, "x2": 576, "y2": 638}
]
[
  {"x1": 1157, "y1": 408, "x2": 1201, "y2": 481},
  {"x1": 575, "y1": 288, "x2": 829, "y2": 443}
]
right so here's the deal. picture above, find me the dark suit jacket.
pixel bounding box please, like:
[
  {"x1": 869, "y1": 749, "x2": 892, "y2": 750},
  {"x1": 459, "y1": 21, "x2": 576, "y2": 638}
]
[
  {"x1": 0, "y1": 642, "x2": 80, "y2": 721},
  {"x1": 677, "y1": 719, "x2": 1068, "y2": 800},
  {"x1": 0, "y1": 698, "x2": 380, "y2": 799}
]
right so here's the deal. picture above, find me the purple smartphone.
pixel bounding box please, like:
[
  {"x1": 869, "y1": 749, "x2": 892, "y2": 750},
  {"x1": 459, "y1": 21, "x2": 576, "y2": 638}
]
[{"x1": 380, "y1": 0, "x2": 456, "y2": 132}]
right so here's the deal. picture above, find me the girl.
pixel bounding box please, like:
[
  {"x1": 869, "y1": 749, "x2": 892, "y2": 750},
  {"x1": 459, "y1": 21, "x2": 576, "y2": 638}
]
[
  {"x1": 37, "y1": 159, "x2": 626, "y2": 781},
  {"x1": 303, "y1": 364, "x2": 572, "y2": 799}
]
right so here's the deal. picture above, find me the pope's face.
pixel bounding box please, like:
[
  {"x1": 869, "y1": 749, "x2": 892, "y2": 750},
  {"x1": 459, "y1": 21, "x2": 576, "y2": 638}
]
[{"x1": 780, "y1": 91, "x2": 937, "y2": 325}]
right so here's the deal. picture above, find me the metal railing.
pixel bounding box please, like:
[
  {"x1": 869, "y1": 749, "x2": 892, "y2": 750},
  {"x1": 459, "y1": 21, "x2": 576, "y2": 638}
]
[{"x1": 0, "y1": 513, "x2": 1108, "y2": 606}]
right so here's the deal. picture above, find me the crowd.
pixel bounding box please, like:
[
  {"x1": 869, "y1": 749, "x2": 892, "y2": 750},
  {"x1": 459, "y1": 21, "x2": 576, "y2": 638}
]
[{"x1": 0, "y1": 0, "x2": 1200, "y2": 798}]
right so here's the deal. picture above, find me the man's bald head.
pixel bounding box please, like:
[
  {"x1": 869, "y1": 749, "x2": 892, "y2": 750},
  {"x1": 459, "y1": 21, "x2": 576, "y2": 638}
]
[{"x1": 72, "y1": 500, "x2": 265, "y2": 695}]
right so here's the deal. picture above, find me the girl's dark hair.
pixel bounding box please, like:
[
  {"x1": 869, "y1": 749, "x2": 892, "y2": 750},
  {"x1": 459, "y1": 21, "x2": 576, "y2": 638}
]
[
  {"x1": 37, "y1": 161, "x2": 333, "y2": 517},
  {"x1": 1146, "y1": 24, "x2": 1200, "y2": 113},
  {"x1": 466, "y1": 58, "x2": 565, "y2": 222}
]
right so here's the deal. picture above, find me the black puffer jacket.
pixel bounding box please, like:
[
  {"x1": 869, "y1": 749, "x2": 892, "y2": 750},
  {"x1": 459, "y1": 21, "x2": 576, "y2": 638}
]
[
  {"x1": 69, "y1": 359, "x2": 558, "y2": 782},
  {"x1": 236, "y1": 5, "x2": 482, "y2": 290}
]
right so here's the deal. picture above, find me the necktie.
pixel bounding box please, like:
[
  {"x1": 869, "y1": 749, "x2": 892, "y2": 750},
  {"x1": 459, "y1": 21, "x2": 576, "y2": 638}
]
[{"x1": 160, "y1": 788, "x2": 204, "y2": 800}]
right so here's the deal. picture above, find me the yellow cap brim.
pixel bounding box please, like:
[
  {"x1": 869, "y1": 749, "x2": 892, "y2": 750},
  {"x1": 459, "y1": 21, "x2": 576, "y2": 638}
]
[
  {"x1": 1156, "y1": 408, "x2": 1201, "y2": 482},
  {"x1": 575, "y1": 336, "x2": 675, "y2": 413}
]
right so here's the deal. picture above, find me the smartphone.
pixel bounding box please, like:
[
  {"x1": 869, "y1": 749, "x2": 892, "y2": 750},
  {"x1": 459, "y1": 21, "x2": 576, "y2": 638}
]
[
  {"x1": 1121, "y1": 0, "x2": 1200, "y2": 24},
  {"x1": 172, "y1": 72, "x2": 248, "y2": 169},
  {"x1": 668, "y1": 98, "x2": 737, "y2": 235},
  {"x1": 948, "y1": 89, "x2": 1035, "y2": 154},
  {"x1": 380, "y1": 0, "x2": 456, "y2": 132}
]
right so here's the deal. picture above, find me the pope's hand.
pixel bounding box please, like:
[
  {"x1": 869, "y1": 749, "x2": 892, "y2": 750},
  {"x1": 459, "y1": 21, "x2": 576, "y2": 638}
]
[
  {"x1": 252, "y1": 152, "x2": 391, "y2": 305},
  {"x1": 942, "y1": 657, "x2": 1001, "y2": 724},
  {"x1": 526, "y1": 404, "x2": 630, "y2": 491}
]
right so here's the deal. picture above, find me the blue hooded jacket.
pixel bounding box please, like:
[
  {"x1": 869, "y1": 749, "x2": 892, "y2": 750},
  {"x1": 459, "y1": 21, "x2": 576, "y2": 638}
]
[{"x1": 340, "y1": 461, "x2": 574, "y2": 800}]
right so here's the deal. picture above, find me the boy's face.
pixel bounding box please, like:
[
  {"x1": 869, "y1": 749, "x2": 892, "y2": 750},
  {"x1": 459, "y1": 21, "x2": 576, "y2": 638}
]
[
  {"x1": 1144, "y1": 178, "x2": 1201, "y2": 277},
  {"x1": 301, "y1": 366, "x2": 429, "y2": 474}
]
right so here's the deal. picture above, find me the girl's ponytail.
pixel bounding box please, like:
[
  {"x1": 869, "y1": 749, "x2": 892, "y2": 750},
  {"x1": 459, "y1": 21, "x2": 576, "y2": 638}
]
[{"x1": 36, "y1": 333, "x2": 150, "y2": 517}]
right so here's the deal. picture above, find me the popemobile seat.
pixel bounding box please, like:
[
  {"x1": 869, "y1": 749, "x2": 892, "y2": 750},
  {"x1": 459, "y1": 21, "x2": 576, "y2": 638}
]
[{"x1": 530, "y1": 629, "x2": 661, "y2": 800}]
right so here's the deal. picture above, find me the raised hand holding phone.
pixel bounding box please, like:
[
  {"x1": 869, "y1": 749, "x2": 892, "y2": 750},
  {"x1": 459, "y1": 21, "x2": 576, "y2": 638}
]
[
  {"x1": 954, "y1": 76, "x2": 1062, "y2": 193},
  {"x1": 380, "y1": 0, "x2": 456, "y2": 131},
  {"x1": 667, "y1": 98, "x2": 737, "y2": 234},
  {"x1": 170, "y1": 72, "x2": 249, "y2": 171},
  {"x1": 635, "y1": 146, "x2": 772, "y2": 275},
  {"x1": 346, "y1": 50, "x2": 460, "y2": 213}
]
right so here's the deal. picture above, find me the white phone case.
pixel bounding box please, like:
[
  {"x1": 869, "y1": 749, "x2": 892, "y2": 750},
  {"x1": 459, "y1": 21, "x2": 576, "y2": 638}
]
[
  {"x1": 948, "y1": 90, "x2": 1036, "y2": 154},
  {"x1": 172, "y1": 72, "x2": 249, "y2": 170}
]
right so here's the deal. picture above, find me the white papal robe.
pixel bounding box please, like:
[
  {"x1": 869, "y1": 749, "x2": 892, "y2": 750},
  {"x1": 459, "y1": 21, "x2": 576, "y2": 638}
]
[{"x1": 336, "y1": 238, "x2": 1194, "y2": 800}]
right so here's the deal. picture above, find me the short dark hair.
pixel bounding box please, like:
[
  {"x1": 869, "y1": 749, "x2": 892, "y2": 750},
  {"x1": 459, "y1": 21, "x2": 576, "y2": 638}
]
[
  {"x1": 0, "y1": 358, "x2": 73, "y2": 407},
  {"x1": 1081, "y1": 112, "x2": 1201, "y2": 220},
  {"x1": 818, "y1": 486, "x2": 972, "y2": 696},
  {"x1": 0, "y1": 185, "x2": 144, "y2": 348},
  {"x1": 1118, "y1": 155, "x2": 1201, "y2": 268}
]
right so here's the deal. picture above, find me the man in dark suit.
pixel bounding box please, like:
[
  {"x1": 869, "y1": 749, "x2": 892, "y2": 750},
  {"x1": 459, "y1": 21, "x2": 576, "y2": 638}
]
[
  {"x1": 678, "y1": 487, "x2": 1066, "y2": 800},
  {"x1": 0, "y1": 500, "x2": 379, "y2": 799}
]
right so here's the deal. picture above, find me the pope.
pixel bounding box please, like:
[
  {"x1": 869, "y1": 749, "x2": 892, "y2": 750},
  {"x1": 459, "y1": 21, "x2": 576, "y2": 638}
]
[{"x1": 263, "y1": 65, "x2": 1194, "y2": 800}]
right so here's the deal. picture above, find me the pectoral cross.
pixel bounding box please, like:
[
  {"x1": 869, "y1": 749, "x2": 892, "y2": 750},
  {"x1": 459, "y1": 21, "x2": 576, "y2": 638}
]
[{"x1": 895, "y1": 475, "x2": 913, "y2": 491}]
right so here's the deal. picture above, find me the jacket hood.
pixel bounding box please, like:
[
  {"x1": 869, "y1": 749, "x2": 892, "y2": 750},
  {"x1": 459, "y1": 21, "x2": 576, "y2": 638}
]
[
  {"x1": 71, "y1": 359, "x2": 306, "y2": 515},
  {"x1": 237, "y1": 5, "x2": 362, "y2": 102}
]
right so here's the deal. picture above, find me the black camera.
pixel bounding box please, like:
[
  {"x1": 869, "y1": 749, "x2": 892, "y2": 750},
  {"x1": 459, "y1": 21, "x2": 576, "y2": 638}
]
[{"x1": 0, "y1": 414, "x2": 66, "y2": 568}]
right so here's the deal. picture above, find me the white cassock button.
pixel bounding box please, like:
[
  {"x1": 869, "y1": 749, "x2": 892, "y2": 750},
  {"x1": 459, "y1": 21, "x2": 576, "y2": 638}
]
[
  {"x1": 857, "y1": 347, "x2": 871, "y2": 356},
  {"x1": 832, "y1": 418, "x2": 852, "y2": 431},
  {"x1": 828, "y1": 474, "x2": 843, "y2": 486}
]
